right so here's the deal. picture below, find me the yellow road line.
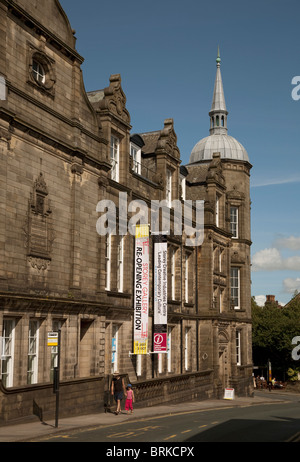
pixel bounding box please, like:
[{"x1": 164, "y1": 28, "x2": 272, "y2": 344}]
[
  {"x1": 164, "y1": 434, "x2": 177, "y2": 440},
  {"x1": 181, "y1": 429, "x2": 191, "y2": 433}
]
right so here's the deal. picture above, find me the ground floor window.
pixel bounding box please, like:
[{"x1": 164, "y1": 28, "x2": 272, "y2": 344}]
[
  {"x1": 27, "y1": 320, "x2": 39, "y2": 384},
  {"x1": 1, "y1": 319, "x2": 15, "y2": 388},
  {"x1": 111, "y1": 324, "x2": 119, "y2": 374},
  {"x1": 236, "y1": 330, "x2": 241, "y2": 366}
]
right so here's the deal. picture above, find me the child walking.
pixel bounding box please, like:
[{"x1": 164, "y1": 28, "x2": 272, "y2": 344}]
[{"x1": 125, "y1": 384, "x2": 135, "y2": 414}]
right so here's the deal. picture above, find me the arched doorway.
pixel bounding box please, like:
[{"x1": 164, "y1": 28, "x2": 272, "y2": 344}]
[{"x1": 218, "y1": 330, "x2": 229, "y2": 389}]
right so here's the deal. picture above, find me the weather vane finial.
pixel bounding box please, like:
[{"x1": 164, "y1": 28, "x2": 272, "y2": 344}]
[{"x1": 216, "y1": 46, "x2": 221, "y2": 66}]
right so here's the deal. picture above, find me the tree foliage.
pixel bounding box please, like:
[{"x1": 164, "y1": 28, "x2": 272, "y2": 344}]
[{"x1": 252, "y1": 295, "x2": 300, "y2": 378}]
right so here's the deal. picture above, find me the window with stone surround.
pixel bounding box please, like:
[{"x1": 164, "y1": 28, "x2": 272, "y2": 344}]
[
  {"x1": 230, "y1": 206, "x2": 239, "y2": 238},
  {"x1": 27, "y1": 320, "x2": 39, "y2": 385},
  {"x1": 105, "y1": 233, "x2": 111, "y2": 290},
  {"x1": 28, "y1": 45, "x2": 56, "y2": 97},
  {"x1": 230, "y1": 267, "x2": 240, "y2": 309},
  {"x1": 1, "y1": 319, "x2": 15, "y2": 388},
  {"x1": 236, "y1": 330, "x2": 241, "y2": 365},
  {"x1": 110, "y1": 135, "x2": 120, "y2": 182}
]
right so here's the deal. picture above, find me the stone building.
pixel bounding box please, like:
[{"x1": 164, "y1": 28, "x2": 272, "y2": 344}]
[{"x1": 0, "y1": 1, "x2": 252, "y2": 424}]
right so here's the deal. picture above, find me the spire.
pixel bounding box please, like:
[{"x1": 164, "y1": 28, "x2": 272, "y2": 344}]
[{"x1": 209, "y1": 47, "x2": 228, "y2": 135}]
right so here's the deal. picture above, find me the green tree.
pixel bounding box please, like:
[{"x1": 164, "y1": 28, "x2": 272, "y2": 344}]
[{"x1": 252, "y1": 295, "x2": 300, "y2": 379}]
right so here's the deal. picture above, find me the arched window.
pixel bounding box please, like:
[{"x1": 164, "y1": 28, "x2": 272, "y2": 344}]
[
  {"x1": 216, "y1": 115, "x2": 219, "y2": 126},
  {"x1": 32, "y1": 60, "x2": 46, "y2": 84}
]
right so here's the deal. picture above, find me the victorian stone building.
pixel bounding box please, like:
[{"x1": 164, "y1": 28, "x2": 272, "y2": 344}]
[{"x1": 0, "y1": 0, "x2": 252, "y2": 423}]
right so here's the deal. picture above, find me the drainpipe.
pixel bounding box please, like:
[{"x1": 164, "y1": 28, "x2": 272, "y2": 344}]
[{"x1": 196, "y1": 246, "x2": 199, "y2": 371}]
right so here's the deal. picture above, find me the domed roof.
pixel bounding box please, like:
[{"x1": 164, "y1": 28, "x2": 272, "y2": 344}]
[
  {"x1": 190, "y1": 133, "x2": 249, "y2": 164},
  {"x1": 188, "y1": 49, "x2": 249, "y2": 165}
]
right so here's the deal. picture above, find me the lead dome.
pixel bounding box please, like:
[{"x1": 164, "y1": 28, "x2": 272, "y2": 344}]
[{"x1": 189, "y1": 49, "x2": 249, "y2": 164}]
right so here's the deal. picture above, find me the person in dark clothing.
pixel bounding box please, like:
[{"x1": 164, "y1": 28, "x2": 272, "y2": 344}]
[{"x1": 111, "y1": 371, "x2": 126, "y2": 414}]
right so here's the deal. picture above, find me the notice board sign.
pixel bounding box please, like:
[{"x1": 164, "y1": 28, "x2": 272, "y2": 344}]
[
  {"x1": 47, "y1": 332, "x2": 58, "y2": 347},
  {"x1": 224, "y1": 388, "x2": 235, "y2": 400}
]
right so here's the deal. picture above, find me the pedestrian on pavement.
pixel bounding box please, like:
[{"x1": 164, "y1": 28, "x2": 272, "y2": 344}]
[
  {"x1": 268, "y1": 380, "x2": 272, "y2": 391},
  {"x1": 111, "y1": 371, "x2": 126, "y2": 414},
  {"x1": 125, "y1": 384, "x2": 135, "y2": 414}
]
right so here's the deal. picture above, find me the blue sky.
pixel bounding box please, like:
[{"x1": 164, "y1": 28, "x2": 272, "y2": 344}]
[{"x1": 60, "y1": 0, "x2": 300, "y2": 305}]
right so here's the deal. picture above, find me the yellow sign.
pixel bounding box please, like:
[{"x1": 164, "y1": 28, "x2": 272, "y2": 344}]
[
  {"x1": 135, "y1": 224, "x2": 149, "y2": 239},
  {"x1": 47, "y1": 332, "x2": 58, "y2": 347},
  {"x1": 134, "y1": 340, "x2": 148, "y2": 355}
]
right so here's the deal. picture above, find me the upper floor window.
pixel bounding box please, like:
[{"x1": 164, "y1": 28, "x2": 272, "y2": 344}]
[
  {"x1": 110, "y1": 135, "x2": 119, "y2": 182},
  {"x1": 28, "y1": 47, "x2": 56, "y2": 96},
  {"x1": 105, "y1": 234, "x2": 111, "y2": 290},
  {"x1": 166, "y1": 168, "x2": 172, "y2": 207},
  {"x1": 180, "y1": 174, "x2": 186, "y2": 200},
  {"x1": 231, "y1": 267, "x2": 240, "y2": 309},
  {"x1": 32, "y1": 60, "x2": 46, "y2": 85},
  {"x1": 216, "y1": 195, "x2": 220, "y2": 227},
  {"x1": 185, "y1": 253, "x2": 189, "y2": 303},
  {"x1": 171, "y1": 248, "x2": 176, "y2": 300},
  {"x1": 230, "y1": 206, "x2": 239, "y2": 238},
  {"x1": 117, "y1": 236, "x2": 124, "y2": 293},
  {"x1": 130, "y1": 143, "x2": 141, "y2": 175}
]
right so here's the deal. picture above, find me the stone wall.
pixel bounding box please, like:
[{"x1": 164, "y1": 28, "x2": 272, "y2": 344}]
[{"x1": 0, "y1": 376, "x2": 105, "y2": 426}]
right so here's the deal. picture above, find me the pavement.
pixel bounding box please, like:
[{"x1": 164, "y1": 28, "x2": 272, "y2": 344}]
[{"x1": 0, "y1": 390, "x2": 291, "y2": 442}]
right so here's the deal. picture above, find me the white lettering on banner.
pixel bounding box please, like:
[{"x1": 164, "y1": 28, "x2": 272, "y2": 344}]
[
  {"x1": 133, "y1": 225, "x2": 149, "y2": 354},
  {"x1": 153, "y1": 236, "x2": 168, "y2": 353}
]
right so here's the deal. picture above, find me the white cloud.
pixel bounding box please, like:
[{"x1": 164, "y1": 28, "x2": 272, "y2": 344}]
[
  {"x1": 251, "y1": 177, "x2": 300, "y2": 188},
  {"x1": 252, "y1": 247, "x2": 300, "y2": 272},
  {"x1": 283, "y1": 278, "x2": 300, "y2": 294},
  {"x1": 252, "y1": 248, "x2": 282, "y2": 271},
  {"x1": 254, "y1": 295, "x2": 266, "y2": 306},
  {"x1": 273, "y1": 236, "x2": 300, "y2": 251}
]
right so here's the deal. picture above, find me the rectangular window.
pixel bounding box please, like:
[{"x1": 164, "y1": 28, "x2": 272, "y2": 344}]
[
  {"x1": 184, "y1": 327, "x2": 189, "y2": 371},
  {"x1": 220, "y1": 288, "x2": 224, "y2": 313},
  {"x1": 167, "y1": 327, "x2": 172, "y2": 372},
  {"x1": 111, "y1": 324, "x2": 119, "y2": 374},
  {"x1": 158, "y1": 353, "x2": 163, "y2": 374},
  {"x1": 171, "y1": 248, "x2": 176, "y2": 300},
  {"x1": 27, "y1": 320, "x2": 39, "y2": 384},
  {"x1": 180, "y1": 174, "x2": 186, "y2": 200},
  {"x1": 231, "y1": 267, "x2": 240, "y2": 309},
  {"x1": 110, "y1": 135, "x2": 119, "y2": 182},
  {"x1": 236, "y1": 330, "x2": 241, "y2": 365},
  {"x1": 166, "y1": 168, "x2": 172, "y2": 207},
  {"x1": 185, "y1": 254, "x2": 189, "y2": 303},
  {"x1": 230, "y1": 206, "x2": 239, "y2": 238},
  {"x1": 216, "y1": 195, "x2": 220, "y2": 227},
  {"x1": 1, "y1": 319, "x2": 15, "y2": 388},
  {"x1": 105, "y1": 234, "x2": 111, "y2": 290},
  {"x1": 130, "y1": 143, "x2": 141, "y2": 174},
  {"x1": 50, "y1": 320, "x2": 62, "y2": 382},
  {"x1": 136, "y1": 354, "x2": 142, "y2": 377},
  {"x1": 117, "y1": 236, "x2": 124, "y2": 292}
]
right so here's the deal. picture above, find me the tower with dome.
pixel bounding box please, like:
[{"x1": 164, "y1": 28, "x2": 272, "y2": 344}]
[{"x1": 184, "y1": 49, "x2": 253, "y2": 396}]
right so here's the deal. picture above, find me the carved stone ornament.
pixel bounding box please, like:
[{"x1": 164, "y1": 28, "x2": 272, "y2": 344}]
[
  {"x1": 28, "y1": 256, "x2": 51, "y2": 272},
  {"x1": 231, "y1": 251, "x2": 245, "y2": 264},
  {"x1": 23, "y1": 173, "x2": 54, "y2": 264},
  {"x1": 156, "y1": 119, "x2": 180, "y2": 158},
  {"x1": 99, "y1": 74, "x2": 130, "y2": 124},
  {"x1": 207, "y1": 152, "x2": 225, "y2": 185}
]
